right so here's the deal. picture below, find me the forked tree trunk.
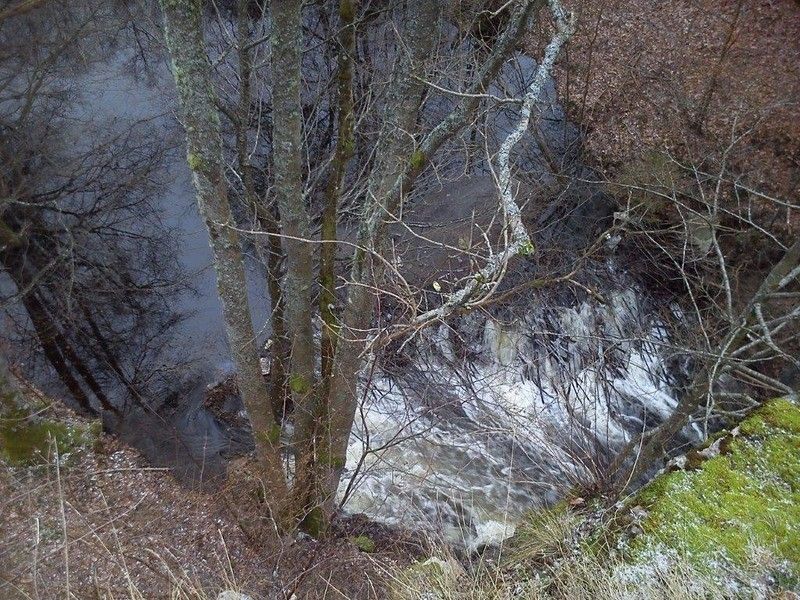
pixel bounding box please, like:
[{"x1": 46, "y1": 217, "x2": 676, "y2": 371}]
[{"x1": 159, "y1": 0, "x2": 289, "y2": 516}]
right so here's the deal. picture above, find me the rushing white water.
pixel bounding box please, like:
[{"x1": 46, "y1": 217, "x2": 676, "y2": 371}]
[
  {"x1": 337, "y1": 282, "x2": 693, "y2": 549},
  {"x1": 2, "y1": 15, "x2": 695, "y2": 547}
]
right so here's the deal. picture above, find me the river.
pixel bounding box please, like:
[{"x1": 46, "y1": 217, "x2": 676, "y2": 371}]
[{"x1": 8, "y1": 31, "x2": 694, "y2": 550}]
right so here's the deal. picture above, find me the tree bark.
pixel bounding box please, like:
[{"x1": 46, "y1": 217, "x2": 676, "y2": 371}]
[
  {"x1": 232, "y1": 0, "x2": 290, "y2": 422},
  {"x1": 270, "y1": 0, "x2": 317, "y2": 445},
  {"x1": 283, "y1": 0, "x2": 360, "y2": 535},
  {"x1": 270, "y1": 0, "x2": 324, "y2": 529},
  {"x1": 160, "y1": 0, "x2": 289, "y2": 517},
  {"x1": 317, "y1": 0, "x2": 442, "y2": 523},
  {"x1": 319, "y1": 0, "x2": 356, "y2": 396}
]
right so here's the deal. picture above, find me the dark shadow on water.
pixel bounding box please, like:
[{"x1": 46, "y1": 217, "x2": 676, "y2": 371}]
[{"x1": 105, "y1": 372, "x2": 253, "y2": 489}]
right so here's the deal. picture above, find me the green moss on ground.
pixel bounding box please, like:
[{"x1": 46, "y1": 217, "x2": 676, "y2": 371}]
[
  {"x1": 351, "y1": 535, "x2": 376, "y2": 553},
  {"x1": 0, "y1": 373, "x2": 101, "y2": 466},
  {"x1": 630, "y1": 398, "x2": 800, "y2": 581},
  {"x1": 0, "y1": 409, "x2": 101, "y2": 465}
]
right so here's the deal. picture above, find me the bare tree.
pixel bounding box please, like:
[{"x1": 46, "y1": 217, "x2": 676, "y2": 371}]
[
  {"x1": 606, "y1": 132, "x2": 800, "y2": 488},
  {"x1": 159, "y1": 0, "x2": 290, "y2": 514},
  {"x1": 160, "y1": 0, "x2": 576, "y2": 534}
]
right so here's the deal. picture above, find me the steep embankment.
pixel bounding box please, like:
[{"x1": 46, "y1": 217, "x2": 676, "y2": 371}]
[
  {"x1": 3, "y1": 365, "x2": 798, "y2": 599},
  {"x1": 0, "y1": 370, "x2": 417, "y2": 599},
  {"x1": 621, "y1": 398, "x2": 800, "y2": 591},
  {"x1": 394, "y1": 398, "x2": 800, "y2": 599}
]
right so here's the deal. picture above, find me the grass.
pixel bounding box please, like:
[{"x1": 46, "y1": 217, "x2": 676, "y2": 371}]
[{"x1": 392, "y1": 398, "x2": 800, "y2": 599}]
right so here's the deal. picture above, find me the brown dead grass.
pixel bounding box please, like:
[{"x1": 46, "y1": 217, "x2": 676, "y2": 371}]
[{"x1": 0, "y1": 419, "x2": 419, "y2": 599}]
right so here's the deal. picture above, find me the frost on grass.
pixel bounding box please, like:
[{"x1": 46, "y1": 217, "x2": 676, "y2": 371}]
[{"x1": 626, "y1": 397, "x2": 800, "y2": 590}]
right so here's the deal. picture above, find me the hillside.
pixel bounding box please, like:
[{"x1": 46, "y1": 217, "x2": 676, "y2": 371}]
[{"x1": 4, "y1": 362, "x2": 798, "y2": 598}]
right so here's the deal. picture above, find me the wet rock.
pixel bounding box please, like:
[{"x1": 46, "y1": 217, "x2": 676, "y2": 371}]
[{"x1": 202, "y1": 376, "x2": 254, "y2": 459}]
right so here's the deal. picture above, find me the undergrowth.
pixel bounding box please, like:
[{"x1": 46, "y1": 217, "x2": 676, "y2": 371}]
[{"x1": 393, "y1": 398, "x2": 800, "y2": 600}]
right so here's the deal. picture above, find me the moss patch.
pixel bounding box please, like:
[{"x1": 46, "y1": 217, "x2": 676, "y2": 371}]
[
  {"x1": 288, "y1": 372, "x2": 311, "y2": 395},
  {"x1": 409, "y1": 150, "x2": 426, "y2": 172},
  {"x1": 629, "y1": 398, "x2": 800, "y2": 581},
  {"x1": 1, "y1": 370, "x2": 101, "y2": 466},
  {"x1": 0, "y1": 409, "x2": 101, "y2": 466},
  {"x1": 351, "y1": 535, "x2": 376, "y2": 553}
]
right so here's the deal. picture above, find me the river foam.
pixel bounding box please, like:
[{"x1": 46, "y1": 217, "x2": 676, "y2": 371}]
[{"x1": 338, "y1": 284, "x2": 692, "y2": 549}]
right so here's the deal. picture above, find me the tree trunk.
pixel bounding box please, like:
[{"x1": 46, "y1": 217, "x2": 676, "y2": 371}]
[
  {"x1": 232, "y1": 0, "x2": 290, "y2": 422},
  {"x1": 316, "y1": 0, "x2": 442, "y2": 525},
  {"x1": 270, "y1": 0, "x2": 316, "y2": 432},
  {"x1": 160, "y1": 0, "x2": 289, "y2": 518},
  {"x1": 262, "y1": 201, "x2": 291, "y2": 421},
  {"x1": 270, "y1": 0, "x2": 321, "y2": 527},
  {"x1": 319, "y1": 0, "x2": 356, "y2": 396},
  {"x1": 284, "y1": 0, "x2": 359, "y2": 535}
]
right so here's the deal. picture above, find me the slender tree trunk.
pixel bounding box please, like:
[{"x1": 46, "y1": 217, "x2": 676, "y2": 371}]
[
  {"x1": 159, "y1": 0, "x2": 289, "y2": 518},
  {"x1": 270, "y1": 0, "x2": 321, "y2": 528},
  {"x1": 319, "y1": 0, "x2": 356, "y2": 394},
  {"x1": 270, "y1": 0, "x2": 316, "y2": 434},
  {"x1": 232, "y1": 0, "x2": 290, "y2": 422},
  {"x1": 317, "y1": 0, "x2": 442, "y2": 523},
  {"x1": 284, "y1": 0, "x2": 359, "y2": 535},
  {"x1": 262, "y1": 202, "x2": 291, "y2": 421}
]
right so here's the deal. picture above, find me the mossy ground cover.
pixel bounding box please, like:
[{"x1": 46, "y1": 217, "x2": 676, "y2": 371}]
[
  {"x1": 0, "y1": 373, "x2": 101, "y2": 466},
  {"x1": 0, "y1": 409, "x2": 101, "y2": 465},
  {"x1": 630, "y1": 398, "x2": 800, "y2": 582}
]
